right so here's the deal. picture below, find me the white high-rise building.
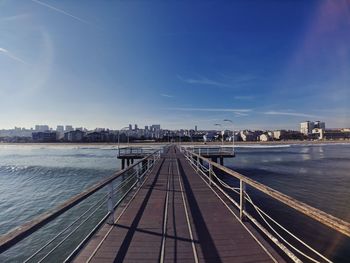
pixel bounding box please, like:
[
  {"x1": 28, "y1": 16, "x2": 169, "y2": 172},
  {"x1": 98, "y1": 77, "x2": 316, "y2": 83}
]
[
  {"x1": 300, "y1": 121, "x2": 314, "y2": 135},
  {"x1": 300, "y1": 121, "x2": 326, "y2": 135}
]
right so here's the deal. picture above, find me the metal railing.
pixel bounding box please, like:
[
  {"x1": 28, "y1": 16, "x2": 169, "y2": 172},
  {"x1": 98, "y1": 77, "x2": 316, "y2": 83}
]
[
  {"x1": 118, "y1": 146, "x2": 164, "y2": 157},
  {"x1": 180, "y1": 146, "x2": 350, "y2": 263},
  {"x1": 181, "y1": 145, "x2": 234, "y2": 156},
  {"x1": 0, "y1": 148, "x2": 163, "y2": 262}
]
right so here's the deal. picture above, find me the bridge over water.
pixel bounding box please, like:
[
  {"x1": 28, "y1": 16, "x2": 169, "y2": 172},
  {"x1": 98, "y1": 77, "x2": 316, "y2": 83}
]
[{"x1": 0, "y1": 144, "x2": 349, "y2": 262}]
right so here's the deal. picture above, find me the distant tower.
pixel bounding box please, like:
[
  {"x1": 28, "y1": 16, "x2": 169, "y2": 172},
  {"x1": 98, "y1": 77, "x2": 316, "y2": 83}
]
[
  {"x1": 195, "y1": 125, "x2": 198, "y2": 132},
  {"x1": 129, "y1": 124, "x2": 132, "y2": 131}
]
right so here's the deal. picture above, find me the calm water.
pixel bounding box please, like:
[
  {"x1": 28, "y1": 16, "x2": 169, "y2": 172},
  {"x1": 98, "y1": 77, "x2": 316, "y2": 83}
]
[
  {"x1": 224, "y1": 143, "x2": 350, "y2": 262},
  {"x1": 0, "y1": 143, "x2": 349, "y2": 262}
]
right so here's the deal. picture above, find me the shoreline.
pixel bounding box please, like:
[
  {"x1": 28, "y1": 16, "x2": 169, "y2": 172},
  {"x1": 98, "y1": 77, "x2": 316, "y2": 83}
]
[{"x1": 0, "y1": 140, "x2": 349, "y2": 147}]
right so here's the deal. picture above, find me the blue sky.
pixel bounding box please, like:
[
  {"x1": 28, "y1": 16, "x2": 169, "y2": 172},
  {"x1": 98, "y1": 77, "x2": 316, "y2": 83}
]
[{"x1": 0, "y1": 0, "x2": 349, "y2": 130}]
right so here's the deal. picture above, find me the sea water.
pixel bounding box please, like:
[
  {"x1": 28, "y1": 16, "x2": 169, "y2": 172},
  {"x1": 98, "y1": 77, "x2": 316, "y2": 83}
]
[{"x1": 0, "y1": 143, "x2": 349, "y2": 262}]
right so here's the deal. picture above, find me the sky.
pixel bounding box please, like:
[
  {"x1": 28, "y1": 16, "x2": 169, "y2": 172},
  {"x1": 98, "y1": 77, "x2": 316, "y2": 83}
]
[{"x1": 0, "y1": 0, "x2": 349, "y2": 130}]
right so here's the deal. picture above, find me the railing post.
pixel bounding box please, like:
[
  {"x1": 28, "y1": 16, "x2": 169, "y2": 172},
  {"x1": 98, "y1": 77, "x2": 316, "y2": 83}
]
[
  {"x1": 240, "y1": 180, "x2": 246, "y2": 221},
  {"x1": 107, "y1": 182, "x2": 115, "y2": 225},
  {"x1": 197, "y1": 148, "x2": 201, "y2": 172},
  {"x1": 137, "y1": 163, "x2": 141, "y2": 185},
  {"x1": 208, "y1": 162, "x2": 212, "y2": 185}
]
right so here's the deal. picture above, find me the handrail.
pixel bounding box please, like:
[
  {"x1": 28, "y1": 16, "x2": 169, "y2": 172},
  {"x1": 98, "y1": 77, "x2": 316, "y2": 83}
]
[
  {"x1": 0, "y1": 149, "x2": 162, "y2": 253},
  {"x1": 183, "y1": 147, "x2": 350, "y2": 237}
]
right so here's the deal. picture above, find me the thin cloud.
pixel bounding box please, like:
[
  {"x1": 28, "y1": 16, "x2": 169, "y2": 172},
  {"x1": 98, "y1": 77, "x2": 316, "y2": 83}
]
[
  {"x1": 264, "y1": 111, "x2": 318, "y2": 118},
  {"x1": 32, "y1": 0, "x2": 91, "y2": 25},
  {"x1": 1, "y1": 14, "x2": 30, "y2": 22},
  {"x1": 234, "y1": 112, "x2": 249, "y2": 117},
  {"x1": 161, "y1": 93, "x2": 174, "y2": 98},
  {"x1": 220, "y1": 73, "x2": 257, "y2": 84},
  {"x1": 177, "y1": 75, "x2": 230, "y2": 87},
  {"x1": 0, "y1": 48, "x2": 26, "y2": 64},
  {"x1": 168, "y1": 107, "x2": 252, "y2": 113}
]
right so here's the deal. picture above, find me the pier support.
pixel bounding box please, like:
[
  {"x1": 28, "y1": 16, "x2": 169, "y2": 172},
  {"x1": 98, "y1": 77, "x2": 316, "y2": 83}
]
[
  {"x1": 127, "y1": 159, "x2": 130, "y2": 167},
  {"x1": 220, "y1": 157, "x2": 224, "y2": 166},
  {"x1": 122, "y1": 159, "x2": 125, "y2": 170}
]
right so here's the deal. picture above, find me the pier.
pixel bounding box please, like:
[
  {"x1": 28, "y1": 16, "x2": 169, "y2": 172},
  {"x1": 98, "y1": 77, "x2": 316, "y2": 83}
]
[
  {"x1": 117, "y1": 145, "x2": 235, "y2": 169},
  {"x1": 74, "y1": 146, "x2": 278, "y2": 262},
  {"x1": 0, "y1": 144, "x2": 349, "y2": 262}
]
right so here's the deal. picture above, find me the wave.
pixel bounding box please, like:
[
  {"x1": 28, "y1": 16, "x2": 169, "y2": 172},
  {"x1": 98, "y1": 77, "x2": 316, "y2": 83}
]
[
  {"x1": 0, "y1": 164, "x2": 115, "y2": 177},
  {"x1": 293, "y1": 143, "x2": 350, "y2": 147},
  {"x1": 235, "y1": 144, "x2": 291, "y2": 149}
]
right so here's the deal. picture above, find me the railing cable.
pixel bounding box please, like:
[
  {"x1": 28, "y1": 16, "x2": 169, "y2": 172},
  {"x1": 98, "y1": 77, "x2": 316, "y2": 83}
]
[{"x1": 184, "y1": 149, "x2": 332, "y2": 263}]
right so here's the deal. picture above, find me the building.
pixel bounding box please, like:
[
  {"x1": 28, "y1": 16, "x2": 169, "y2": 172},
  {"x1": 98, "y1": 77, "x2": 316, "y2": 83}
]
[
  {"x1": 35, "y1": 125, "x2": 49, "y2": 132},
  {"x1": 259, "y1": 133, "x2": 272, "y2": 142},
  {"x1": 300, "y1": 121, "x2": 326, "y2": 136},
  {"x1": 65, "y1": 125, "x2": 74, "y2": 132},
  {"x1": 56, "y1": 125, "x2": 64, "y2": 133},
  {"x1": 324, "y1": 130, "x2": 350, "y2": 140},
  {"x1": 64, "y1": 130, "x2": 85, "y2": 142},
  {"x1": 273, "y1": 130, "x2": 286, "y2": 140},
  {"x1": 239, "y1": 130, "x2": 256, "y2": 141},
  {"x1": 311, "y1": 128, "x2": 324, "y2": 140},
  {"x1": 32, "y1": 131, "x2": 57, "y2": 142},
  {"x1": 151, "y1": 125, "x2": 161, "y2": 138},
  {"x1": 151, "y1": 124, "x2": 161, "y2": 131},
  {"x1": 300, "y1": 121, "x2": 314, "y2": 135},
  {"x1": 314, "y1": 121, "x2": 325, "y2": 130}
]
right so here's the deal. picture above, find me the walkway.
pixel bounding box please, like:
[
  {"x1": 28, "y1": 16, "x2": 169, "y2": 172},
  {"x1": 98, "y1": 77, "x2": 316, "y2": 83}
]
[{"x1": 74, "y1": 146, "x2": 283, "y2": 262}]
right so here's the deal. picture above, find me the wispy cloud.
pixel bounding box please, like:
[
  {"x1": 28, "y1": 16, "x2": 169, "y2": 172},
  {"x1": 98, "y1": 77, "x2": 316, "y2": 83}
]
[
  {"x1": 177, "y1": 75, "x2": 230, "y2": 87},
  {"x1": 220, "y1": 73, "x2": 257, "y2": 84},
  {"x1": 161, "y1": 93, "x2": 174, "y2": 98},
  {"x1": 32, "y1": 0, "x2": 91, "y2": 25},
  {"x1": 264, "y1": 111, "x2": 318, "y2": 118},
  {"x1": 1, "y1": 14, "x2": 30, "y2": 22},
  {"x1": 0, "y1": 47, "x2": 26, "y2": 64},
  {"x1": 168, "y1": 107, "x2": 252, "y2": 113},
  {"x1": 234, "y1": 112, "x2": 249, "y2": 117}
]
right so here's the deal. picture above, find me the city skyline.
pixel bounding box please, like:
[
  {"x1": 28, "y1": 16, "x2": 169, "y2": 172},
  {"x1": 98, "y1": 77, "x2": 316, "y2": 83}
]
[
  {"x1": 1, "y1": 1, "x2": 349, "y2": 130},
  {"x1": 0, "y1": 120, "x2": 336, "y2": 133}
]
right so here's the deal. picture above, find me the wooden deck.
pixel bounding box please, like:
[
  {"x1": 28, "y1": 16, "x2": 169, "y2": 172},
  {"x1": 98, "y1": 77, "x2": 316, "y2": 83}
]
[{"x1": 74, "y1": 146, "x2": 284, "y2": 263}]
